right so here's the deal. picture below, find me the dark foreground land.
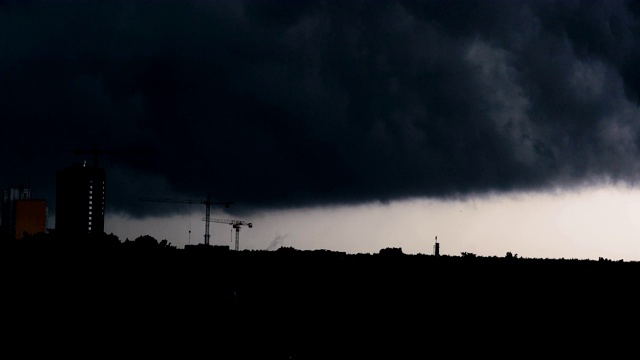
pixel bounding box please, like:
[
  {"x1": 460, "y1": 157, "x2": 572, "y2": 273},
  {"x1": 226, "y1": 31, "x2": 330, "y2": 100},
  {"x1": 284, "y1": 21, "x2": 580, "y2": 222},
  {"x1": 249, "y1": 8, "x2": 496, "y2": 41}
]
[{"x1": 4, "y1": 238, "x2": 639, "y2": 358}]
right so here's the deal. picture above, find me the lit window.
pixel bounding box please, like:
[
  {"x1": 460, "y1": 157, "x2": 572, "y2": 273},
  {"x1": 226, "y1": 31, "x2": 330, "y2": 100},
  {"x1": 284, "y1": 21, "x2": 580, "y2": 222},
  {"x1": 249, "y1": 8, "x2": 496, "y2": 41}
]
[{"x1": 88, "y1": 226, "x2": 92, "y2": 231}]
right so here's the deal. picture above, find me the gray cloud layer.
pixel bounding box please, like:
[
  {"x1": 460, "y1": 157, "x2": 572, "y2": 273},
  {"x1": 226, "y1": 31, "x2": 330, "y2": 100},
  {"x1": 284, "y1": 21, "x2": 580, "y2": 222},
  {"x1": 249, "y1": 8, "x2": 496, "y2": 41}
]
[{"x1": 1, "y1": 0, "x2": 639, "y2": 218}]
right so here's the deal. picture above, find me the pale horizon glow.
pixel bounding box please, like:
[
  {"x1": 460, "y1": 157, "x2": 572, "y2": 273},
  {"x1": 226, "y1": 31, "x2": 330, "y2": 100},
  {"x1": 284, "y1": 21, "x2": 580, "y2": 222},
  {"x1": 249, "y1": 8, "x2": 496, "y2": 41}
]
[{"x1": 103, "y1": 184, "x2": 640, "y2": 262}]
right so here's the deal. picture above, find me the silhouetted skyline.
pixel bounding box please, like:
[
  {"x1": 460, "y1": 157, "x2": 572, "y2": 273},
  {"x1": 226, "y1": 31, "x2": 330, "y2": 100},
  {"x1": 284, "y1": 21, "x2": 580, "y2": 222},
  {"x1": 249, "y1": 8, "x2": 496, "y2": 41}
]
[{"x1": 4, "y1": 235, "x2": 638, "y2": 357}]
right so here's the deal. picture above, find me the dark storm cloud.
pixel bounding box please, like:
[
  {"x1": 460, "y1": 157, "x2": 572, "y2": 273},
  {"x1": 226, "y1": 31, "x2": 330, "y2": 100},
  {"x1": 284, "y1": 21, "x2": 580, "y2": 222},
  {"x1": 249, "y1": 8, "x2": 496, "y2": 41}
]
[{"x1": 1, "y1": 0, "x2": 640, "y2": 218}]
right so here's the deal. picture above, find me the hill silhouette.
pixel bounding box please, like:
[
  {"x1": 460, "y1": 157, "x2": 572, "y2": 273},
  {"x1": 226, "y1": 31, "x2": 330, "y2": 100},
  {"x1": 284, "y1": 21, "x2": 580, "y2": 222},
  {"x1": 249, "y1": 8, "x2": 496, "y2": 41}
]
[{"x1": 3, "y1": 232, "x2": 637, "y2": 358}]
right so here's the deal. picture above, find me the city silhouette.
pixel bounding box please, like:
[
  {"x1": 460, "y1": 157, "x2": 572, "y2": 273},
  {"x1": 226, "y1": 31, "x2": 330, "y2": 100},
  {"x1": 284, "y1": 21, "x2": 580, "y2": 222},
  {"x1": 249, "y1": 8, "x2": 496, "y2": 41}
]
[{"x1": 3, "y1": 222, "x2": 637, "y2": 358}]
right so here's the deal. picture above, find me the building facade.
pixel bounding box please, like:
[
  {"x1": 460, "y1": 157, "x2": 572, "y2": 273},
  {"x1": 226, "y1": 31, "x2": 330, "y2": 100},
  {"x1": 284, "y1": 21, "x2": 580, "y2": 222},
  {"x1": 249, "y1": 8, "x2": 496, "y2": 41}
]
[
  {"x1": 55, "y1": 163, "x2": 105, "y2": 237},
  {"x1": 2, "y1": 187, "x2": 48, "y2": 240}
]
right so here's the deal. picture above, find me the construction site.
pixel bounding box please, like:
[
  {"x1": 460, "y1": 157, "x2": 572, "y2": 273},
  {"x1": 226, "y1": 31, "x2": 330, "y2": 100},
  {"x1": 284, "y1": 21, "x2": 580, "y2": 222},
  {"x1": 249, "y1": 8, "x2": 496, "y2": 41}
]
[{"x1": 1, "y1": 145, "x2": 254, "y2": 251}]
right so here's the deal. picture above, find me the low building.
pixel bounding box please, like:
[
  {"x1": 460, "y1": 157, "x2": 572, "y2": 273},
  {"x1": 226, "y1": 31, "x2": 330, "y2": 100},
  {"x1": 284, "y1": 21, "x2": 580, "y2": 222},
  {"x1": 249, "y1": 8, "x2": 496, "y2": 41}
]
[{"x1": 2, "y1": 187, "x2": 48, "y2": 240}]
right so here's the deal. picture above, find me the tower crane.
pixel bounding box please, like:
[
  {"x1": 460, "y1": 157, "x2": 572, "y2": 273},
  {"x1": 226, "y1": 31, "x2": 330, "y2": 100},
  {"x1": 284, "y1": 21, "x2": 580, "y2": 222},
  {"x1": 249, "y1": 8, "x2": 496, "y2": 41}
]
[
  {"x1": 140, "y1": 193, "x2": 233, "y2": 246},
  {"x1": 206, "y1": 218, "x2": 252, "y2": 251}
]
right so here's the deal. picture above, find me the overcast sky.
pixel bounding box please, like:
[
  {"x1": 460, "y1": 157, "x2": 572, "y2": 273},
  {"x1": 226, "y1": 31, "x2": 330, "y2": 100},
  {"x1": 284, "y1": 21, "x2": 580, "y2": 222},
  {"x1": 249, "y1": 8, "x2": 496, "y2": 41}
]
[{"x1": 2, "y1": 0, "x2": 640, "y2": 260}]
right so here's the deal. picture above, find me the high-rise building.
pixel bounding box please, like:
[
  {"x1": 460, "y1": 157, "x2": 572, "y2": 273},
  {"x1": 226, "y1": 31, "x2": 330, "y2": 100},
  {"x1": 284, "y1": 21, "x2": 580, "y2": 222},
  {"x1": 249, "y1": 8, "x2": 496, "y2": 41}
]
[
  {"x1": 2, "y1": 187, "x2": 48, "y2": 240},
  {"x1": 55, "y1": 162, "x2": 105, "y2": 237}
]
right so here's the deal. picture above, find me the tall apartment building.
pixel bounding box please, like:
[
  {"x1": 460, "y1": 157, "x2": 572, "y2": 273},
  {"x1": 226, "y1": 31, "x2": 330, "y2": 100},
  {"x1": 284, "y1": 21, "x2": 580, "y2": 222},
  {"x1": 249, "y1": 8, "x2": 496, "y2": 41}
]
[
  {"x1": 55, "y1": 162, "x2": 105, "y2": 237},
  {"x1": 1, "y1": 187, "x2": 48, "y2": 240}
]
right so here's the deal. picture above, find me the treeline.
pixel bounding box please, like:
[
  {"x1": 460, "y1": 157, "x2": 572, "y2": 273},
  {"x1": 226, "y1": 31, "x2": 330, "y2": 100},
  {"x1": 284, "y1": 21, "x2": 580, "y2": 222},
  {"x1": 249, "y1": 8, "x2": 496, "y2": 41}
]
[
  {"x1": 3, "y1": 230, "x2": 637, "y2": 359},
  {"x1": 4, "y1": 229, "x2": 637, "y2": 264}
]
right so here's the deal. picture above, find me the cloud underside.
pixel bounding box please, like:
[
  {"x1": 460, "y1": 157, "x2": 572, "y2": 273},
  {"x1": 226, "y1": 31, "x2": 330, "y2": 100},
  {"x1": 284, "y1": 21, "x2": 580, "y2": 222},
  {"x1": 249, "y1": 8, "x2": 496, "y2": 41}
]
[{"x1": 1, "y1": 0, "x2": 640, "y2": 217}]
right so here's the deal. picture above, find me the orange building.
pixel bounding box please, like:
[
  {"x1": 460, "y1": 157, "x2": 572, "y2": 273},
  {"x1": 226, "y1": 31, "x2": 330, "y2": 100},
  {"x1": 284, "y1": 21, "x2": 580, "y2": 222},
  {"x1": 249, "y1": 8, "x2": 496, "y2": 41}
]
[
  {"x1": 14, "y1": 200, "x2": 47, "y2": 239},
  {"x1": 2, "y1": 187, "x2": 48, "y2": 240}
]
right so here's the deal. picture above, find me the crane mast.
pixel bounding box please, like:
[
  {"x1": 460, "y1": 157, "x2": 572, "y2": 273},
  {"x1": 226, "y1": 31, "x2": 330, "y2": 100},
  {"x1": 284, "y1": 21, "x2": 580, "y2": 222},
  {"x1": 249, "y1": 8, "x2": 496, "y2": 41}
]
[{"x1": 140, "y1": 193, "x2": 233, "y2": 245}]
